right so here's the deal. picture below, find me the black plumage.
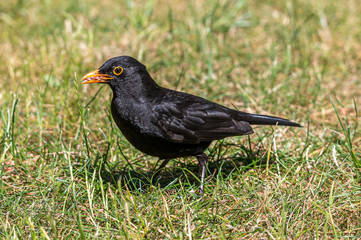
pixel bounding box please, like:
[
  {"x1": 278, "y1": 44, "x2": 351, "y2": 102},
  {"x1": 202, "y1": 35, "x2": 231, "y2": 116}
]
[{"x1": 82, "y1": 56, "x2": 301, "y2": 194}]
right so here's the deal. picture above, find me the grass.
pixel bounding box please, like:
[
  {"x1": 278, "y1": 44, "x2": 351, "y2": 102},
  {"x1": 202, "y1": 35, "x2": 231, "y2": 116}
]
[{"x1": 0, "y1": 0, "x2": 360, "y2": 238}]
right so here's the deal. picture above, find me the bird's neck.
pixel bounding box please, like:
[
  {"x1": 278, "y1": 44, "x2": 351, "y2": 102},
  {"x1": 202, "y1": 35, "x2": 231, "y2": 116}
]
[{"x1": 111, "y1": 72, "x2": 160, "y2": 102}]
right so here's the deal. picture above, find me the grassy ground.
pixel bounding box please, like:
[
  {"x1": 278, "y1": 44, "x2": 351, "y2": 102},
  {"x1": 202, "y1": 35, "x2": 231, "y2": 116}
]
[{"x1": 1, "y1": 0, "x2": 360, "y2": 238}]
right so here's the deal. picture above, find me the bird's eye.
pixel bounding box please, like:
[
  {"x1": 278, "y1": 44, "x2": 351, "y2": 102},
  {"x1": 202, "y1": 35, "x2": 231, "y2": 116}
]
[{"x1": 113, "y1": 66, "x2": 123, "y2": 76}]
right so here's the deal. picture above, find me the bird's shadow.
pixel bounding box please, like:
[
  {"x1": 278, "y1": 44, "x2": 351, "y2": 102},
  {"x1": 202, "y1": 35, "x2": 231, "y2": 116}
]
[{"x1": 85, "y1": 141, "x2": 275, "y2": 193}]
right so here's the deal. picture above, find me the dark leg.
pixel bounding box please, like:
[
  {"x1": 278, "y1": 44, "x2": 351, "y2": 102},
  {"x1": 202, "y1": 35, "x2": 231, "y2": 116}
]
[
  {"x1": 152, "y1": 158, "x2": 171, "y2": 182},
  {"x1": 196, "y1": 153, "x2": 208, "y2": 195}
]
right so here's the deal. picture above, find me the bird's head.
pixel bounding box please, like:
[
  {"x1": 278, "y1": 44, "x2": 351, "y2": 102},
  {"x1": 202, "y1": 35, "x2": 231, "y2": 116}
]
[{"x1": 81, "y1": 56, "x2": 156, "y2": 94}]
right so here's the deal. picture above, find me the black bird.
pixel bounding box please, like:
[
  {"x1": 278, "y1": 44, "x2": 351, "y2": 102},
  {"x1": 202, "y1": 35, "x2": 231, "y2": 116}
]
[{"x1": 82, "y1": 56, "x2": 300, "y2": 194}]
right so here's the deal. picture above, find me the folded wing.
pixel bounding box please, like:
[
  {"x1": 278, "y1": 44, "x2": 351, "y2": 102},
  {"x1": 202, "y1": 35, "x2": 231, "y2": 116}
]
[{"x1": 151, "y1": 102, "x2": 254, "y2": 144}]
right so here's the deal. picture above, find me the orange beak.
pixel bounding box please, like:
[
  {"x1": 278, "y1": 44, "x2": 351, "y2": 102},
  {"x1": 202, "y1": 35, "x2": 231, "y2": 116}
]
[{"x1": 81, "y1": 69, "x2": 113, "y2": 84}]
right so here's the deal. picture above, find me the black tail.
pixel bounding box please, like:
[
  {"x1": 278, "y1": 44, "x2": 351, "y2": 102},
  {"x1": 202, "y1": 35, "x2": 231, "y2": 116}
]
[{"x1": 242, "y1": 113, "x2": 301, "y2": 127}]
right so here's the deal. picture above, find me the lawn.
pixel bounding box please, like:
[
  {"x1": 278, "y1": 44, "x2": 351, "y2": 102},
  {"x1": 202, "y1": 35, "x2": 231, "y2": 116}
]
[{"x1": 0, "y1": 0, "x2": 360, "y2": 238}]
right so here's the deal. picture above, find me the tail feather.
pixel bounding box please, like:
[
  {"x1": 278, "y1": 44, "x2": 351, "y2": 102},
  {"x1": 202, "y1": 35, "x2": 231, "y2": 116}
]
[{"x1": 242, "y1": 113, "x2": 301, "y2": 127}]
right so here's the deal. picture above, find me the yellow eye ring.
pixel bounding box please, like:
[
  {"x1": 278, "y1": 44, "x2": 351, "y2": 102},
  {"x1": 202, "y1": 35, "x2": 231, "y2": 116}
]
[{"x1": 113, "y1": 66, "x2": 123, "y2": 75}]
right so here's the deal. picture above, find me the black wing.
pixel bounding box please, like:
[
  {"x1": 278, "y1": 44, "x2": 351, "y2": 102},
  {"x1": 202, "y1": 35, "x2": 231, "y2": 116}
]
[{"x1": 150, "y1": 101, "x2": 253, "y2": 144}]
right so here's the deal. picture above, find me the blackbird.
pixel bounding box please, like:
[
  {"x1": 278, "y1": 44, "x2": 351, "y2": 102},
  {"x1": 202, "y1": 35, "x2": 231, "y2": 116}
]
[{"x1": 82, "y1": 56, "x2": 300, "y2": 194}]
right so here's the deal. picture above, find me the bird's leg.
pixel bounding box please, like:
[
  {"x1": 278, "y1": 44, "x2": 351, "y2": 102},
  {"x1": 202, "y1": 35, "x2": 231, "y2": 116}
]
[
  {"x1": 196, "y1": 153, "x2": 208, "y2": 195},
  {"x1": 152, "y1": 158, "x2": 171, "y2": 183}
]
